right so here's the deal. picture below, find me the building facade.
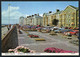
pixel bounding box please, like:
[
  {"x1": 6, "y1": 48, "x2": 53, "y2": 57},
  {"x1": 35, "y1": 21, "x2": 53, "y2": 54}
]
[
  {"x1": 43, "y1": 5, "x2": 79, "y2": 28},
  {"x1": 43, "y1": 12, "x2": 52, "y2": 26},
  {"x1": 23, "y1": 17, "x2": 27, "y2": 25},
  {"x1": 33, "y1": 14, "x2": 43, "y2": 26},
  {"x1": 20, "y1": 5, "x2": 79, "y2": 28},
  {"x1": 25, "y1": 14, "x2": 43, "y2": 26},
  {"x1": 43, "y1": 10, "x2": 62, "y2": 27},
  {"x1": 59, "y1": 5, "x2": 79, "y2": 28},
  {"x1": 52, "y1": 9, "x2": 62, "y2": 27},
  {"x1": 19, "y1": 16, "x2": 24, "y2": 26}
]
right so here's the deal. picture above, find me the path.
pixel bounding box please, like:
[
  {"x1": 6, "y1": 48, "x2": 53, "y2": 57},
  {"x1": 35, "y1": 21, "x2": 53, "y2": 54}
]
[{"x1": 18, "y1": 30, "x2": 79, "y2": 53}]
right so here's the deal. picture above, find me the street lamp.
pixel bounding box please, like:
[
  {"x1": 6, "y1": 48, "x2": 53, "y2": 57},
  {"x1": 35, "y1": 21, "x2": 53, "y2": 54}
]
[{"x1": 8, "y1": 3, "x2": 10, "y2": 25}]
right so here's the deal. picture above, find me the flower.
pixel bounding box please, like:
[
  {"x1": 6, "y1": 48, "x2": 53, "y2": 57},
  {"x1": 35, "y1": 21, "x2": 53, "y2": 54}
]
[
  {"x1": 44, "y1": 47, "x2": 77, "y2": 53},
  {"x1": 8, "y1": 46, "x2": 36, "y2": 53},
  {"x1": 30, "y1": 50, "x2": 35, "y2": 53},
  {"x1": 8, "y1": 49, "x2": 14, "y2": 53}
]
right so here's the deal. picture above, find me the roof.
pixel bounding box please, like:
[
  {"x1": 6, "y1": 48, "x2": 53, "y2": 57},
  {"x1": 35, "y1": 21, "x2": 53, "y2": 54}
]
[
  {"x1": 54, "y1": 11, "x2": 63, "y2": 15},
  {"x1": 69, "y1": 5, "x2": 78, "y2": 10},
  {"x1": 43, "y1": 12, "x2": 54, "y2": 16},
  {"x1": 33, "y1": 15, "x2": 42, "y2": 18}
]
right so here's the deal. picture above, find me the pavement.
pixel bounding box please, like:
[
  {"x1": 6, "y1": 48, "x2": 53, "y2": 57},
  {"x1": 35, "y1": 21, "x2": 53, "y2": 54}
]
[
  {"x1": 1, "y1": 27, "x2": 8, "y2": 40},
  {"x1": 18, "y1": 30, "x2": 79, "y2": 53}
]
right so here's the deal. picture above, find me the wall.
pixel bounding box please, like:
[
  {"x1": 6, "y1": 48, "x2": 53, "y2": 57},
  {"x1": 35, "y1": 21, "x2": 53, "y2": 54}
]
[{"x1": 2, "y1": 26, "x2": 18, "y2": 52}]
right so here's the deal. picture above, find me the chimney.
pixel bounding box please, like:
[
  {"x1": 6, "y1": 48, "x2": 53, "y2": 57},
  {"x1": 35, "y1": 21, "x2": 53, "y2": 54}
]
[
  {"x1": 49, "y1": 11, "x2": 52, "y2": 13},
  {"x1": 35, "y1": 14, "x2": 37, "y2": 16},
  {"x1": 32, "y1": 15, "x2": 34, "y2": 17},
  {"x1": 56, "y1": 9, "x2": 60, "y2": 12}
]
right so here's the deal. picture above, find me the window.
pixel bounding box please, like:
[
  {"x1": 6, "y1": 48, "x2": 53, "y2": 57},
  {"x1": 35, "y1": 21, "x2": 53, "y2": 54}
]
[
  {"x1": 72, "y1": 20, "x2": 74, "y2": 22},
  {"x1": 51, "y1": 16, "x2": 53, "y2": 19},
  {"x1": 72, "y1": 24, "x2": 75, "y2": 26}
]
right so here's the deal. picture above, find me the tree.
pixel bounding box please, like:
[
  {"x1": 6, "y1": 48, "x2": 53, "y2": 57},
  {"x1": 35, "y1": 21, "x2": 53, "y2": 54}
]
[{"x1": 52, "y1": 19, "x2": 59, "y2": 26}]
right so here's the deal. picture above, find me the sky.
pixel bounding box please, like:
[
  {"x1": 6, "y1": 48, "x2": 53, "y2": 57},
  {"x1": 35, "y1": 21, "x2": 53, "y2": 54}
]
[{"x1": 1, "y1": 1, "x2": 79, "y2": 24}]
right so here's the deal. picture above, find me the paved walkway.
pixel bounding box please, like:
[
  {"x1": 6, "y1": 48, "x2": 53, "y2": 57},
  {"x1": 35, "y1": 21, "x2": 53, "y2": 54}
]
[{"x1": 18, "y1": 30, "x2": 79, "y2": 53}]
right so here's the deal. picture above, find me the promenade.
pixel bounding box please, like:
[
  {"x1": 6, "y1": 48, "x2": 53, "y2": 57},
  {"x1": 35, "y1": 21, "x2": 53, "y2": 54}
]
[{"x1": 18, "y1": 30, "x2": 79, "y2": 53}]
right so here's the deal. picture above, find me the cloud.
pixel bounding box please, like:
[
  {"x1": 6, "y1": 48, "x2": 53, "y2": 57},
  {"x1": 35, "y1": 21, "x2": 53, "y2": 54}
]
[{"x1": 2, "y1": 6, "x2": 25, "y2": 24}]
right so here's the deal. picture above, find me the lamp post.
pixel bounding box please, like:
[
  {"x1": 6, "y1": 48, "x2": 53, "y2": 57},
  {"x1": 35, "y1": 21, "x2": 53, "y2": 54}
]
[{"x1": 8, "y1": 3, "x2": 10, "y2": 25}]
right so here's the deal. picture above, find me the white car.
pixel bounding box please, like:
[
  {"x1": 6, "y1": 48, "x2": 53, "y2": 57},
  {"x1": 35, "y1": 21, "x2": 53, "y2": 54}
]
[{"x1": 50, "y1": 26, "x2": 59, "y2": 31}]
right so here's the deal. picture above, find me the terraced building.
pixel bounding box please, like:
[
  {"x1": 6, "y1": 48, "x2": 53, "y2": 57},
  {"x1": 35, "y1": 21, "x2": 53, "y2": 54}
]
[{"x1": 59, "y1": 5, "x2": 79, "y2": 28}]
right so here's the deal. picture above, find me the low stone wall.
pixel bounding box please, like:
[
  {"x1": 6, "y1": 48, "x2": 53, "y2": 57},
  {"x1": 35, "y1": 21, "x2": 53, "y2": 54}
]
[{"x1": 2, "y1": 26, "x2": 18, "y2": 52}]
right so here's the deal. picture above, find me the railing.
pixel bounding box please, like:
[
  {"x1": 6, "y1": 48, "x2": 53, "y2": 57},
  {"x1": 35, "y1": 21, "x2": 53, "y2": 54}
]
[{"x1": 2, "y1": 25, "x2": 18, "y2": 52}]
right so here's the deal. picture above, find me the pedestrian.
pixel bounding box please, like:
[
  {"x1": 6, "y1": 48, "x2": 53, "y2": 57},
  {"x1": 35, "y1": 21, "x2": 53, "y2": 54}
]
[
  {"x1": 7, "y1": 24, "x2": 11, "y2": 31},
  {"x1": 7, "y1": 25, "x2": 9, "y2": 30}
]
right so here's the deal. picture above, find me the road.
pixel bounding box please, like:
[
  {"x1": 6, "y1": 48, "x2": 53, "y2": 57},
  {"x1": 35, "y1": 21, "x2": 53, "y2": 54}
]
[{"x1": 18, "y1": 30, "x2": 79, "y2": 53}]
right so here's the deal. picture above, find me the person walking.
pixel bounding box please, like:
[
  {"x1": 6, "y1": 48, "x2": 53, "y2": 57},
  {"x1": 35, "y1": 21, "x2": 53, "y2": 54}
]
[{"x1": 7, "y1": 24, "x2": 11, "y2": 31}]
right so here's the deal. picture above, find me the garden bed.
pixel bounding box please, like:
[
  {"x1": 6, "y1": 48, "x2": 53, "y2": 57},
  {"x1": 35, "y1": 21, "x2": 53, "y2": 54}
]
[
  {"x1": 34, "y1": 38, "x2": 45, "y2": 41},
  {"x1": 8, "y1": 46, "x2": 35, "y2": 53},
  {"x1": 44, "y1": 47, "x2": 77, "y2": 53},
  {"x1": 28, "y1": 34, "x2": 39, "y2": 38}
]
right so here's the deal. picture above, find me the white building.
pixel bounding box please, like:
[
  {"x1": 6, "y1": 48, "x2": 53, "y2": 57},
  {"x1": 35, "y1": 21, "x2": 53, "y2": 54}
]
[
  {"x1": 23, "y1": 17, "x2": 27, "y2": 25},
  {"x1": 19, "y1": 16, "x2": 24, "y2": 26},
  {"x1": 33, "y1": 14, "x2": 43, "y2": 26},
  {"x1": 26, "y1": 14, "x2": 43, "y2": 26}
]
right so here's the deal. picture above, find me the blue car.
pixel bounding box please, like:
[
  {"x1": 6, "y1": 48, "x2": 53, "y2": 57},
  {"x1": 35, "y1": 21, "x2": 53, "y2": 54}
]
[
  {"x1": 54, "y1": 28, "x2": 65, "y2": 33},
  {"x1": 60, "y1": 29, "x2": 73, "y2": 33}
]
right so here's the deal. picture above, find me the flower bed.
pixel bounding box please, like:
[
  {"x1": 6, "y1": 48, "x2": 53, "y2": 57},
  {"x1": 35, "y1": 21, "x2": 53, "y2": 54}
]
[
  {"x1": 49, "y1": 31, "x2": 57, "y2": 35},
  {"x1": 35, "y1": 38, "x2": 45, "y2": 41},
  {"x1": 29, "y1": 34, "x2": 39, "y2": 38},
  {"x1": 8, "y1": 46, "x2": 35, "y2": 53},
  {"x1": 44, "y1": 47, "x2": 77, "y2": 53}
]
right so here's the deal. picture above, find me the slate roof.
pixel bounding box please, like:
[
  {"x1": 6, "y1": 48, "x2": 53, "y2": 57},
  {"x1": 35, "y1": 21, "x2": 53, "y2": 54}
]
[
  {"x1": 53, "y1": 11, "x2": 63, "y2": 15},
  {"x1": 69, "y1": 5, "x2": 78, "y2": 10}
]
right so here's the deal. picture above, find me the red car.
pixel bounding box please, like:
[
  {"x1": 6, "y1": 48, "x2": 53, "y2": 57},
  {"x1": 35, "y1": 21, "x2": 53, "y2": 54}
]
[
  {"x1": 73, "y1": 30, "x2": 79, "y2": 33},
  {"x1": 69, "y1": 30, "x2": 79, "y2": 35}
]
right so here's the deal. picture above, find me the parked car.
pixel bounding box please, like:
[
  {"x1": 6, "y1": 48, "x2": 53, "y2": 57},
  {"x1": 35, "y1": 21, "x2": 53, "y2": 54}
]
[
  {"x1": 54, "y1": 28, "x2": 65, "y2": 33},
  {"x1": 73, "y1": 30, "x2": 79, "y2": 33},
  {"x1": 60, "y1": 29, "x2": 73, "y2": 33},
  {"x1": 50, "y1": 26, "x2": 59, "y2": 31},
  {"x1": 69, "y1": 30, "x2": 79, "y2": 35},
  {"x1": 65, "y1": 27, "x2": 68, "y2": 29},
  {"x1": 36, "y1": 27, "x2": 42, "y2": 30}
]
